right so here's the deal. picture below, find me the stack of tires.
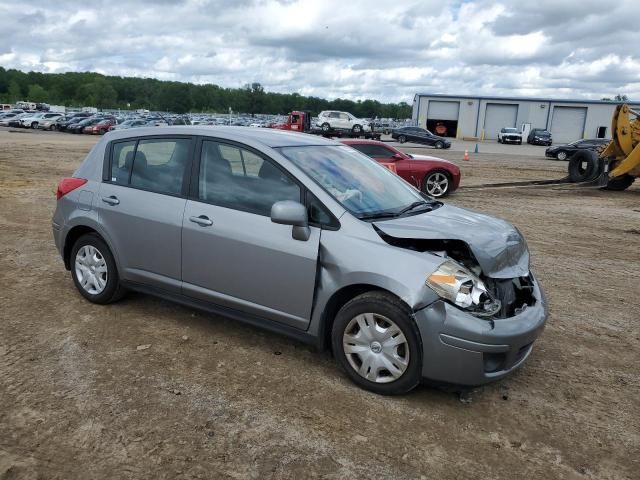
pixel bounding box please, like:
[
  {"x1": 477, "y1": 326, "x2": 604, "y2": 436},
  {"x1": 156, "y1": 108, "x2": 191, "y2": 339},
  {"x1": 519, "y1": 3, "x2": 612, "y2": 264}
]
[{"x1": 568, "y1": 150, "x2": 635, "y2": 190}]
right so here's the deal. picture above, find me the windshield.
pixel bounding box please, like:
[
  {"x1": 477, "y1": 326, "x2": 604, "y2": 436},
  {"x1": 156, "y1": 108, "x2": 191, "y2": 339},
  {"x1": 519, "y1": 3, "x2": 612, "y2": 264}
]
[
  {"x1": 504, "y1": 128, "x2": 518, "y2": 133},
  {"x1": 277, "y1": 145, "x2": 433, "y2": 220}
]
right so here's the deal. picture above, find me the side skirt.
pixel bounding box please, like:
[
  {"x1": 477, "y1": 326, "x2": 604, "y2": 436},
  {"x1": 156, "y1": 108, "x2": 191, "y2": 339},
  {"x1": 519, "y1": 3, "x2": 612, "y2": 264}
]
[{"x1": 121, "y1": 281, "x2": 323, "y2": 350}]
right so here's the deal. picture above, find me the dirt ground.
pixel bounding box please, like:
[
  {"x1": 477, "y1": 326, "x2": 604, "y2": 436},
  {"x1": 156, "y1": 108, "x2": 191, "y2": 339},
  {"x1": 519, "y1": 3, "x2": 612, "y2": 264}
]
[{"x1": 1, "y1": 129, "x2": 639, "y2": 480}]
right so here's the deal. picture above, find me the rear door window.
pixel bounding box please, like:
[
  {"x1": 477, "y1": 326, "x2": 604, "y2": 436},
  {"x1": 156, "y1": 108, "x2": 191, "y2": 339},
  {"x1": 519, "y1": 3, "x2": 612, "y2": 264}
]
[
  {"x1": 110, "y1": 141, "x2": 137, "y2": 184},
  {"x1": 130, "y1": 139, "x2": 191, "y2": 195},
  {"x1": 109, "y1": 137, "x2": 192, "y2": 195}
]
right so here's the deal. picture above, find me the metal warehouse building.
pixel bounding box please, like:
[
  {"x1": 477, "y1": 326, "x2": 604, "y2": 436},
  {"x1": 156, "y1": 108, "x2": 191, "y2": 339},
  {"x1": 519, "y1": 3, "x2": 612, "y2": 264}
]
[{"x1": 412, "y1": 93, "x2": 640, "y2": 143}]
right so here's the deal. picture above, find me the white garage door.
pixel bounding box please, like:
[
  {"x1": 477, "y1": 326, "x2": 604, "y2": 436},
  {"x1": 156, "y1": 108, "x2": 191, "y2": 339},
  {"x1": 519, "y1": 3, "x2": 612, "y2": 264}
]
[
  {"x1": 427, "y1": 101, "x2": 460, "y2": 121},
  {"x1": 483, "y1": 103, "x2": 518, "y2": 139},
  {"x1": 551, "y1": 107, "x2": 587, "y2": 143}
]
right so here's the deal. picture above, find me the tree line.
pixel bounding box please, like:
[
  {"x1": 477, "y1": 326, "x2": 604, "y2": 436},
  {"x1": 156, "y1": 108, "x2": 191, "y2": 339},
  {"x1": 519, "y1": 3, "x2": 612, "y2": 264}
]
[{"x1": 0, "y1": 67, "x2": 411, "y2": 118}]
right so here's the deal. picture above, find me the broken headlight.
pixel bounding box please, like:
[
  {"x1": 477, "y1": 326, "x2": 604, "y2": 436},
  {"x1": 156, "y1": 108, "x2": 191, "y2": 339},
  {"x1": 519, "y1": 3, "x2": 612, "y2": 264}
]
[{"x1": 426, "y1": 260, "x2": 501, "y2": 317}]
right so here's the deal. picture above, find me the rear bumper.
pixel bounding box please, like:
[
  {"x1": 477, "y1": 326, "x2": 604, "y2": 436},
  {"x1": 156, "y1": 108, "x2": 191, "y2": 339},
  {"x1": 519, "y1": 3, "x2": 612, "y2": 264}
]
[
  {"x1": 414, "y1": 276, "x2": 547, "y2": 386},
  {"x1": 52, "y1": 221, "x2": 63, "y2": 257}
]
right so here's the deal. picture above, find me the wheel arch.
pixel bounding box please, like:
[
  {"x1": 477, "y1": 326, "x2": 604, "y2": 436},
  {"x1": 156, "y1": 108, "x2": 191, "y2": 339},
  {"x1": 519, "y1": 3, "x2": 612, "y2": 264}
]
[
  {"x1": 63, "y1": 223, "x2": 119, "y2": 271},
  {"x1": 317, "y1": 283, "x2": 409, "y2": 352}
]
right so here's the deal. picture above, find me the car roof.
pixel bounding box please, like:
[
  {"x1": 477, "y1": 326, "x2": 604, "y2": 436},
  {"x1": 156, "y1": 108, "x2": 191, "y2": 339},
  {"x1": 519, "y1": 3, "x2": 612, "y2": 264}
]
[{"x1": 104, "y1": 126, "x2": 341, "y2": 148}]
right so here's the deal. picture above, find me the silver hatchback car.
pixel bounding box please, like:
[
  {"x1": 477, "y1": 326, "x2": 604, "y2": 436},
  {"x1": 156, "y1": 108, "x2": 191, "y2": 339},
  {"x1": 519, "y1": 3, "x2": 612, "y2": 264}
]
[{"x1": 53, "y1": 127, "x2": 547, "y2": 395}]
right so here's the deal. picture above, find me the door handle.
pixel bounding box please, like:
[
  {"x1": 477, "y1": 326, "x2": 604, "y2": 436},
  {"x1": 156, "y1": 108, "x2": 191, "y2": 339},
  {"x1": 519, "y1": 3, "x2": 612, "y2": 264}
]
[
  {"x1": 189, "y1": 215, "x2": 213, "y2": 227},
  {"x1": 102, "y1": 195, "x2": 120, "y2": 206}
]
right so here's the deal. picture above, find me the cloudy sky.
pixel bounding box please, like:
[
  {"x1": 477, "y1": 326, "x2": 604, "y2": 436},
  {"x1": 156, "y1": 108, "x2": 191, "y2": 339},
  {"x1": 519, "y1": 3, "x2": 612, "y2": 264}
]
[{"x1": 1, "y1": 0, "x2": 638, "y2": 103}]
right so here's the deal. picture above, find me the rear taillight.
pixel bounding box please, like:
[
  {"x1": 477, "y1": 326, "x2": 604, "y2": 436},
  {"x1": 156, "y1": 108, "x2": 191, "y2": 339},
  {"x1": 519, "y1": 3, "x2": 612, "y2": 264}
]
[{"x1": 56, "y1": 177, "x2": 87, "y2": 200}]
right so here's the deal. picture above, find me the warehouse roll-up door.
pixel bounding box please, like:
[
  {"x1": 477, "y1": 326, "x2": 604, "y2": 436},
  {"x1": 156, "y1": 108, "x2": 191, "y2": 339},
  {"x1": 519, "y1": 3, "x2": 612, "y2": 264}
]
[
  {"x1": 427, "y1": 101, "x2": 460, "y2": 120},
  {"x1": 551, "y1": 106, "x2": 587, "y2": 143},
  {"x1": 426, "y1": 101, "x2": 459, "y2": 137},
  {"x1": 483, "y1": 103, "x2": 518, "y2": 140}
]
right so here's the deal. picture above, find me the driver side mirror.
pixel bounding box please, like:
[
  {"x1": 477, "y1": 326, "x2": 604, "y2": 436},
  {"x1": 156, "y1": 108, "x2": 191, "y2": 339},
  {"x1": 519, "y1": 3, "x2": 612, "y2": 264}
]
[
  {"x1": 392, "y1": 153, "x2": 404, "y2": 160},
  {"x1": 270, "y1": 200, "x2": 310, "y2": 241}
]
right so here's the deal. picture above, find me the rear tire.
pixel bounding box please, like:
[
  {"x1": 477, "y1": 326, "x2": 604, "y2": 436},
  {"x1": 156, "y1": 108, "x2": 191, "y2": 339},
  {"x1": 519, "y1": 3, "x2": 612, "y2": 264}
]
[
  {"x1": 70, "y1": 233, "x2": 125, "y2": 304},
  {"x1": 331, "y1": 291, "x2": 422, "y2": 395},
  {"x1": 568, "y1": 150, "x2": 599, "y2": 182},
  {"x1": 603, "y1": 174, "x2": 635, "y2": 191}
]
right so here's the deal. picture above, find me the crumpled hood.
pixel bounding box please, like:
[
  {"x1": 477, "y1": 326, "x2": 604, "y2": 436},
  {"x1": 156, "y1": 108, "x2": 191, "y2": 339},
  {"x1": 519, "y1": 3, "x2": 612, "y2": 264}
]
[{"x1": 374, "y1": 204, "x2": 530, "y2": 278}]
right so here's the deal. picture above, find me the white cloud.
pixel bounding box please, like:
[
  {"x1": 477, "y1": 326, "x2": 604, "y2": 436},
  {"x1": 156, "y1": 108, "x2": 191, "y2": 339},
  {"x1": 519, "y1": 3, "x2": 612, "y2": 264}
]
[{"x1": 0, "y1": 0, "x2": 639, "y2": 102}]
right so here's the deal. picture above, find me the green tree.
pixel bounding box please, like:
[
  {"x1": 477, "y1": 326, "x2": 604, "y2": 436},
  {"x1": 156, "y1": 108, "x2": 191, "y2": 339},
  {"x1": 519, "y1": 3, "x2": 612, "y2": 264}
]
[
  {"x1": 0, "y1": 68, "x2": 413, "y2": 117},
  {"x1": 28, "y1": 84, "x2": 48, "y2": 102},
  {"x1": 8, "y1": 80, "x2": 22, "y2": 102}
]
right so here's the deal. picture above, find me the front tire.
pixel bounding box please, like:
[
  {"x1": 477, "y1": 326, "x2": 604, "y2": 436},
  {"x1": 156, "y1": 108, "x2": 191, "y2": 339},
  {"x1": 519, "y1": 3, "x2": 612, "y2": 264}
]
[
  {"x1": 398, "y1": 135, "x2": 407, "y2": 144},
  {"x1": 423, "y1": 170, "x2": 451, "y2": 197},
  {"x1": 321, "y1": 123, "x2": 330, "y2": 132},
  {"x1": 434, "y1": 140, "x2": 444, "y2": 149},
  {"x1": 70, "y1": 233, "x2": 125, "y2": 304},
  {"x1": 604, "y1": 174, "x2": 635, "y2": 191},
  {"x1": 556, "y1": 151, "x2": 568, "y2": 161},
  {"x1": 331, "y1": 292, "x2": 422, "y2": 395}
]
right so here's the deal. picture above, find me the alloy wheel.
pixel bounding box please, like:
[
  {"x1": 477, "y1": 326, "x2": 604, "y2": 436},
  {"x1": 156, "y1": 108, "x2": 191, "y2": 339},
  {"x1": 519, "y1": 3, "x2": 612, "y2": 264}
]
[
  {"x1": 425, "y1": 172, "x2": 449, "y2": 197},
  {"x1": 342, "y1": 313, "x2": 410, "y2": 383}
]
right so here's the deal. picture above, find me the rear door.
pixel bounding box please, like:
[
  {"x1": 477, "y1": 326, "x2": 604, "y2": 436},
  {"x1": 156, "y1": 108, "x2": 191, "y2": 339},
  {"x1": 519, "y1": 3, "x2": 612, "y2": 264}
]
[
  {"x1": 414, "y1": 128, "x2": 433, "y2": 145},
  {"x1": 181, "y1": 139, "x2": 321, "y2": 330},
  {"x1": 97, "y1": 136, "x2": 194, "y2": 293},
  {"x1": 336, "y1": 112, "x2": 350, "y2": 129}
]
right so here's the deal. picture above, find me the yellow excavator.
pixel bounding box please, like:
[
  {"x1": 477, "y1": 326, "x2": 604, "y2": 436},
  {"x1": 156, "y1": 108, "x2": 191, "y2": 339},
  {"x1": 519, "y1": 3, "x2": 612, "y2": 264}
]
[{"x1": 568, "y1": 104, "x2": 640, "y2": 190}]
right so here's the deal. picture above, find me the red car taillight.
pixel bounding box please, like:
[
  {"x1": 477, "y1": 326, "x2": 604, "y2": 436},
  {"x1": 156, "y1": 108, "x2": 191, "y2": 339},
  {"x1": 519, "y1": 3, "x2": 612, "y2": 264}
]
[{"x1": 56, "y1": 178, "x2": 87, "y2": 200}]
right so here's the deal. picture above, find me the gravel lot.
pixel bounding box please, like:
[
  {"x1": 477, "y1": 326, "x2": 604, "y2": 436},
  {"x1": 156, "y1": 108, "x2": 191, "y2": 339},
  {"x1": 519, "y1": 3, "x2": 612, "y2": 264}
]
[{"x1": 1, "y1": 129, "x2": 639, "y2": 479}]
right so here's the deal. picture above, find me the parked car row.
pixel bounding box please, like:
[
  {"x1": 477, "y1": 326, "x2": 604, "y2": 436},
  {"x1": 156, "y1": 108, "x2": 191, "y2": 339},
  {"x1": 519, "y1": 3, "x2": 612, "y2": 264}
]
[{"x1": 0, "y1": 110, "x2": 194, "y2": 135}]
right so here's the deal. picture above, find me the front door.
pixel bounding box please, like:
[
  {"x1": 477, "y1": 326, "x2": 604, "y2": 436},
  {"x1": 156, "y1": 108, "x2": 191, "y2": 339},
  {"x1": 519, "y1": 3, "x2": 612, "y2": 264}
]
[
  {"x1": 97, "y1": 136, "x2": 193, "y2": 292},
  {"x1": 181, "y1": 139, "x2": 320, "y2": 330}
]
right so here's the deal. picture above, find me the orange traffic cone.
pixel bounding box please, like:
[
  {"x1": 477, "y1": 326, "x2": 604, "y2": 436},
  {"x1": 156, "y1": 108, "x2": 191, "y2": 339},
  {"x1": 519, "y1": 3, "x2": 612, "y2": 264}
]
[{"x1": 463, "y1": 149, "x2": 469, "y2": 161}]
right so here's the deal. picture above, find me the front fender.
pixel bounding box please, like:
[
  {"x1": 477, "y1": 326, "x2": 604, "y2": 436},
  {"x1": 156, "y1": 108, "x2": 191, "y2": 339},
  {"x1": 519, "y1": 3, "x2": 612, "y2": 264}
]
[{"x1": 308, "y1": 228, "x2": 442, "y2": 339}]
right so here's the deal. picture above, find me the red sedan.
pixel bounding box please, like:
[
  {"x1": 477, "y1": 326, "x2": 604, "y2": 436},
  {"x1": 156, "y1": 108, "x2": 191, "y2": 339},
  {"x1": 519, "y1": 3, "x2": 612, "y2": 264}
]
[
  {"x1": 340, "y1": 139, "x2": 461, "y2": 197},
  {"x1": 83, "y1": 119, "x2": 116, "y2": 135}
]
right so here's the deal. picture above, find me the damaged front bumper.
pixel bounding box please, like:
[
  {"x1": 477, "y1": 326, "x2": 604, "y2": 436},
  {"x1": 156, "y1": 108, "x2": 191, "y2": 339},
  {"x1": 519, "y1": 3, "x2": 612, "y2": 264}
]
[{"x1": 413, "y1": 274, "x2": 547, "y2": 386}]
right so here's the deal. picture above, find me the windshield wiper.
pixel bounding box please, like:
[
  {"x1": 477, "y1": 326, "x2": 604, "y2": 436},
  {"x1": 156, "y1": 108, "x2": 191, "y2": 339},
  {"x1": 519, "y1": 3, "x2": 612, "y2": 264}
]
[
  {"x1": 357, "y1": 210, "x2": 402, "y2": 220},
  {"x1": 397, "y1": 201, "x2": 432, "y2": 216}
]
